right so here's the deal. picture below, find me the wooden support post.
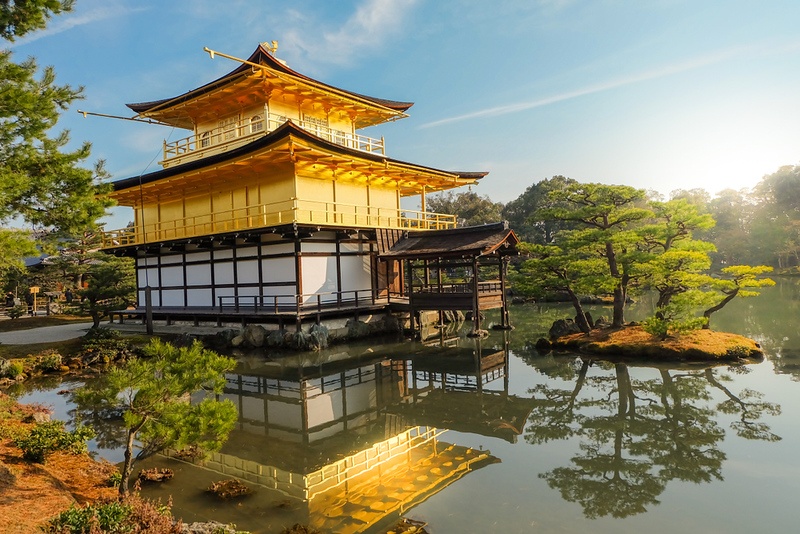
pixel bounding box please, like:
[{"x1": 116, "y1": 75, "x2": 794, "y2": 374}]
[
  {"x1": 144, "y1": 286, "x2": 154, "y2": 335},
  {"x1": 494, "y1": 256, "x2": 513, "y2": 331}
]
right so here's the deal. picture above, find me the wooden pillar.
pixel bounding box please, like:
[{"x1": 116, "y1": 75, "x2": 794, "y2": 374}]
[
  {"x1": 497, "y1": 256, "x2": 513, "y2": 330},
  {"x1": 294, "y1": 236, "x2": 303, "y2": 332},
  {"x1": 469, "y1": 256, "x2": 481, "y2": 336}
]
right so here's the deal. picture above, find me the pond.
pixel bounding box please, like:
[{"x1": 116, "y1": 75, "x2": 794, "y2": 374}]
[{"x1": 10, "y1": 278, "x2": 800, "y2": 533}]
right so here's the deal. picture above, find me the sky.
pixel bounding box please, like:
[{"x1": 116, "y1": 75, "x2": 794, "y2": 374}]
[{"x1": 8, "y1": 0, "x2": 800, "y2": 229}]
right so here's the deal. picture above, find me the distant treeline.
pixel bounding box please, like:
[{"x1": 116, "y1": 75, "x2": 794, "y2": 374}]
[{"x1": 427, "y1": 165, "x2": 800, "y2": 271}]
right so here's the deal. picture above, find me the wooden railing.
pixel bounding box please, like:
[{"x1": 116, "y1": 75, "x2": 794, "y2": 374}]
[
  {"x1": 162, "y1": 112, "x2": 385, "y2": 166},
  {"x1": 412, "y1": 281, "x2": 503, "y2": 294},
  {"x1": 99, "y1": 198, "x2": 456, "y2": 248},
  {"x1": 217, "y1": 288, "x2": 377, "y2": 314}
]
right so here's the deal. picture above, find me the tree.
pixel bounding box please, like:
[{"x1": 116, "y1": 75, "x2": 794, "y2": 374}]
[
  {"x1": 0, "y1": 228, "x2": 38, "y2": 283},
  {"x1": 0, "y1": 0, "x2": 74, "y2": 41},
  {"x1": 514, "y1": 239, "x2": 613, "y2": 333},
  {"x1": 702, "y1": 265, "x2": 775, "y2": 329},
  {"x1": 502, "y1": 176, "x2": 579, "y2": 243},
  {"x1": 706, "y1": 189, "x2": 755, "y2": 268},
  {"x1": 0, "y1": 3, "x2": 112, "y2": 281},
  {"x1": 76, "y1": 339, "x2": 238, "y2": 496},
  {"x1": 532, "y1": 182, "x2": 652, "y2": 327},
  {"x1": 36, "y1": 228, "x2": 106, "y2": 291},
  {"x1": 79, "y1": 256, "x2": 137, "y2": 328},
  {"x1": 426, "y1": 190, "x2": 503, "y2": 227}
]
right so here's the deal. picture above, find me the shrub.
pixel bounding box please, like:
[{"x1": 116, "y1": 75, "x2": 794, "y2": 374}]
[
  {"x1": 79, "y1": 327, "x2": 136, "y2": 366},
  {"x1": 0, "y1": 359, "x2": 24, "y2": 380},
  {"x1": 13, "y1": 420, "x2": 95, "y2": 463},
  {"x1": 44, "y1": 495, "x2": 182, "y2": 534},
  {"x1": 7, "y1": 304, "x2": 27, "y2": 319},
  {"x1": 44, "y1": 500, "x2": 130, "y2": 533},
  {"x1": 36, "y1": 349, "x2": 63, "y2": 372}
]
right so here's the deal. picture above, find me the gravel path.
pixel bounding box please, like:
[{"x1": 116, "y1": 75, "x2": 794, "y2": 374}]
[{"x1": 0, "y1": 322, "x2": 93, "y2": 345}]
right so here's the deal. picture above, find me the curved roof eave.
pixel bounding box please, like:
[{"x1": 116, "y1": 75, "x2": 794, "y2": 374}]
[
  {"x1": 126, "y1": 44, "x2": 414, "y2": 116},
  {"x1": 111, "y1": 120, "x2": 487, "y2": 192},
  {"x1": 380, "y1": 222, "x2": 520, "y2": 259}
]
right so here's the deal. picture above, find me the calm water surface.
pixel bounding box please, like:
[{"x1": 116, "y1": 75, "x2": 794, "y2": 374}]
[{"x1": 12, "y1": 279, "x2": 800, "y2": 533}]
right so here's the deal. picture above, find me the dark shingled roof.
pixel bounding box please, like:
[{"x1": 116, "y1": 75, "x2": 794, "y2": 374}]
[
  {"x1": 127, "y1": 43, "x2": 414, "y2": 115},
  {"x1": 381, "y1": 221, "x2": 519, "y2": 259}
]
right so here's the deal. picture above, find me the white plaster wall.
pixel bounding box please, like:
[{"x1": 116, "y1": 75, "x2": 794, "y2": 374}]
[
  {"x1": 138, "y1": 290, "x2": 160, "y2": 306},
  {"x1": 339, "y1": 255, "x2": 371, "y2": 293},
  {"x1": 161, "y1": 290, "x2": 183, "y2": 307},
  {"x1": 185, "y1": 263, "x2": 211, "y2": 286},
  {"x1": 160, "y1": 255, "x2": 183, "y2": 265},
  {"x1": 214, "y1": 263, "x2": 234, "y2": 285},
  {"x1": 186, "y1": 251, "x2": 211, "y2": 262},
  {"x1": 186, "y1": 288, "x2": 212, "y2": 307},
  {"x1": 237, "y1": 245, "x2": 258, "y2": 258},
  {"x1": 137, "y1": 268, "x2": 159, "y2": 287},
  {"x1": 301, "y1": 256, "x2": 338, "y2": 302},
  {"x1": 302, "y1": 242, "x2": 337, "y2": 254},
  {"x1": 261, "y1": 257, "x2": 295, "y2": 284},
  {"x1": 160, "y1": 265, "x2": 184, "y2": 287},
  {"x1": 236, "y1": 259, "x2": 260, "y2": 284}
]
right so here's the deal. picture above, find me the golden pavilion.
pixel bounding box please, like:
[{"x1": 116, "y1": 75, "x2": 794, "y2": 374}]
[{"x1": 100, "y1": 43, "x2": 518, "y2": 333}]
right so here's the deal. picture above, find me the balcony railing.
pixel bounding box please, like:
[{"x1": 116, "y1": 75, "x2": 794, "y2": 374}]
[
  {"x1": 100, "y1": 198, "x2": 456, "y2": 248},
  {"x1": 161, "y1": 113, "x2": 385, "y2": 166}
]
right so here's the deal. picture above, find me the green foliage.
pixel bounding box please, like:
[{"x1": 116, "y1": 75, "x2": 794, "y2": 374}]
[
  {"x1": 0, "y1": 358, "x2": 24, "y2": 379},
  {"x1": 528, "y1": 182, "x2": 653, "y2": 327},
  {"x1": 6, "y1": 304, "x2": 27, "y2": 319},
  {"x1": 502, "y1": 175, "x2": 579, "y2": 243},
  {"x1": 79, "y1": 327, "x2": 136, "y2": 366},
  {"x1": 44, "y1": 495, "x2": 185, "y2": 533},
  {"x1": 703, "y1": 265, "x2": 775, "y2": 328},
  {"x1": 426, "y1": 190, "x2": 504, "y2": 226},
  {"x1": 641, "y1": 315, "x2": 669, "y2": 339},
  {"x1": 0, "y1": 0, "x2": 74, "y2": 41},
  {"x1": 108, "y1": 470, "x2": 123, "y2": 488},
  {"x1": 35, "y1": 348, "x2": 63, "y2": 371},
  {"x1": 13, "y1": 420, "x2": 94, "y2": 463},
  {"x1": 0, "y1": 6, "x2": 112, "y2": 295},
  {"x1": 77, "y1": 339, "x2": 238, "y2": 496},
  {"x1": 45, "y1": 500, "x2": 131, "y2": 534},
  {"x1": 79, "y1": 257, "x2": 136, "y2": 328},
  {"x1": 0, "y1": 229, "x2": 38, "y2": 281}
]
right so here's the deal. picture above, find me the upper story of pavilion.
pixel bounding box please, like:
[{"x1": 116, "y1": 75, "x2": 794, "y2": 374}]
[{"x1": 101, "y1": 43, "x2": 486, "y2": 250}]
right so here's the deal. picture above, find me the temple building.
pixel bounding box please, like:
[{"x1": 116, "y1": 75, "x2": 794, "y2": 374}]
[{"x1": 100, "y1": 43, "x2": 518, "y2": 333}]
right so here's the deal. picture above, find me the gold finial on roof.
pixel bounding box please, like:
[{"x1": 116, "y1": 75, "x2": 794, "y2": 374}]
[{"x1": 262, "y1": 40, "x2": 278, "y2": 55}]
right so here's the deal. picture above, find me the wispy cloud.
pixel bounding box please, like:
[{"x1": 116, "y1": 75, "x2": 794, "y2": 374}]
[
  {"x1": 9, "y1": 5, "x2": 148, "y2": 47},
  {"x1": 282, "y1": 0, "x2": 419, "y2": 69},
  {"x1": 420, "y1": 42, "x2": 798, "y2": 129}
]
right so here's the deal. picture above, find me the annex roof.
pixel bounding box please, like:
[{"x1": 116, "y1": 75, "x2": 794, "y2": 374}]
[
  {"x1": 381, "y1": 221, "x2": 519, "y2": 260},
  {"x1": 126, "y1": 43, "x2": 413, "y2": 130},
  {"x1": 109, "y1": 120, "x2": 487, "y2": 204}
]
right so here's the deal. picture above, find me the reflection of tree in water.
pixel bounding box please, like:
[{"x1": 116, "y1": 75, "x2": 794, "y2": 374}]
[
  {"x1": 704, "y1": 367, "x2": 782, "y2": 442},
  {"x1": 523, "y1": 355, "x2": 780, "y2": 519},
  {"x1": 68, "y1": 387, "x2": 128, "y2": 452}
]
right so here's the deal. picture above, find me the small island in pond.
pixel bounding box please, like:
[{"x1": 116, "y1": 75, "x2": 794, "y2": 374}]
[{"x1": 541, "y1": 325, "x2": 763, "y2": 362}]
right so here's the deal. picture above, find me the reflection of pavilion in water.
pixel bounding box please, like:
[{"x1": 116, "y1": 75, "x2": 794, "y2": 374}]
[{"x1": 166, "y1": 336, "x2": 531, "y2": 533}]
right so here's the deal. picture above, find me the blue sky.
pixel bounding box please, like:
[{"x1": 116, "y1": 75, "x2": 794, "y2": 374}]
[{"x1": 9, "y1": 0, "x2": 800, "y2": 228}]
